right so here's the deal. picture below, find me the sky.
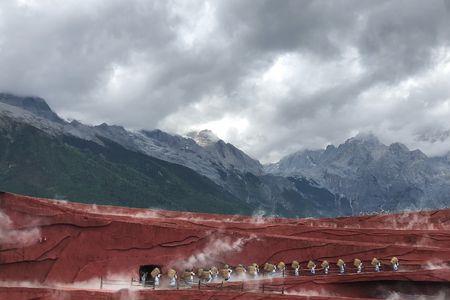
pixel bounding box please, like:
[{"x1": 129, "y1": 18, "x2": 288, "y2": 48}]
[{"x1": 1, "y1": 0, "x2": 450, "y2": 163}]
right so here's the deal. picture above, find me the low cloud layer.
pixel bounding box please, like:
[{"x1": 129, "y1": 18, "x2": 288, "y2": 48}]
[
  {"x1": 0, "y1": 209, "x2": 41, "y2": 247},
  {"x1": 170, "y1": 235, "x2": 251, "y2": 269},
  {"x1": 1, "y1": 0, "x2": 450, "y2": 162}
]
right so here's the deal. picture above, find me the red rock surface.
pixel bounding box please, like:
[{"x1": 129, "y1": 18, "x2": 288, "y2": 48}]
[
  {"x1": 1, "y1": 191, "x2": 450, "y2": 299},
  {"x1": 0, "y1": 286, "x2": 378, "y2": 300}
]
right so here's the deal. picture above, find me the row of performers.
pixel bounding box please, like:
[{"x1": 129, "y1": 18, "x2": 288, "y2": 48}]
[{"x1": 142, "y1": 257, "x2": 400, "y2": 287}]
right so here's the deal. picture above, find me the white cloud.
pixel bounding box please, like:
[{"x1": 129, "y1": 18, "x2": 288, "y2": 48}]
[
  {"x1": 0, "y1": 209, "x2": 41, "y2": 247},
  {"x1": 1, "y1": 0, "x2": 450, "y2": 162}
]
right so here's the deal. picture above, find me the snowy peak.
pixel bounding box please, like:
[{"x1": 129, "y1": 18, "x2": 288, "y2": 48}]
[
  {"x1": 0, "y1": 93, "x2": 64, "y2": 123},
  {"x1": 386, "y1": 143, "x2": 427, "y2": 161},
  {"x1": 387, "y1": 142, "x2": 409, "y2": 155},
  {"x1": 186, "y1": 129, "x2": 263, "y2": 175},
  {"x1": 266, "y1": 133, "x2": 433, "y2": 179},
  {"x1": 265, "y1": 149, "x2": 323, "y2": 175},
  {"x1": 141, "y1": 129, "x2": 188, "y2": 147},
  {"x1": 209, "y1": 139, "x2": 263, "y2": 175},
  {"x1": 347, "y1": 132, "x2": 381, "y2": 145},
  {"x1": 0, "y1": 93, "x2": 265, "y2": 180},
  {"x1": 94, "y1": 123, "x2": 128, "y2": 135},
  {"x1": 265, "y1": 133, "x2": 450, "y2": 213},
  {"x1": 186, "y1": 129, "x2": 220, "y2": 147}
]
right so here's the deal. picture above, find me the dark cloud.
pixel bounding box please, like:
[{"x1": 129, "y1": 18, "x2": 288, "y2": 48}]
[
  {"x1": 1, "y1": 0, "x2": 450, "y2": 162},
  {"x1": 357, "y1": 0, "x2": 450, "y2": 83}
]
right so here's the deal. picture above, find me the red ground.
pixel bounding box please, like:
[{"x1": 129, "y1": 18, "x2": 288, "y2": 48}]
[{"x1": 1, "y1": 191, "x2": 450, "y2": 299}]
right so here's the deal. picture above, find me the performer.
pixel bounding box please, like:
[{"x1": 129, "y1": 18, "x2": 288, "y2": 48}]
[
  {"x1": 291, "y1": 260, "x2": 300, "y2": 276},
  {"x1": 307, "y1": 260, "x2": 316, "y2": 275},
  {"x1": 354, "y1": 258, "x2": 363, "y2": 274},
  {"x1": 321, "y1": 260, "x2": 330, "y2": 275},
  {"x1": 371, "y1": 258, "x2": 381, "y2": 272},
  {"x1": 337, "y1": 259, "x2": 346, "y2": 274},
  {"x1": 391, "y1": 257, "x2": 399, "y2": 271}
]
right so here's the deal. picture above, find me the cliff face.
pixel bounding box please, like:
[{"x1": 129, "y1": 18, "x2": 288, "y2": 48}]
[
  {"x1": 266, "y1": 134, "x2": 450, "y2": 213},
  {"x1": 1, "y1": 192, "x2": 450, "y2": 299}
]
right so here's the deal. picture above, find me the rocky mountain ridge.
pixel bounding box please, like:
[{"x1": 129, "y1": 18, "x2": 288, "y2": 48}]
[
  {"x1": 5, "y1": 92, "x2": 450, "y2": 216},
  {"x1": 266, "y1": 133, "x2": 450, "y2": 213},
  {"x1": 0, "y1": 93, "x2": 349, "y2": 217}
]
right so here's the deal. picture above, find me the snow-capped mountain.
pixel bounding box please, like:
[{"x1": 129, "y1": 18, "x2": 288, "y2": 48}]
[
  {"x1": 0, "y1": 93, "x2": 261, "y2": 184},
  {"x1": 5, "y1": 93, "x2": 450, "y2": 216},
  {"x1": 187, "y1": 130, "x2": 263, "y2": 175},
  {"x1": 187, "y1": 129, "x2": 220, "y2": 146},
  {"x1": 266, "y1": 133, "x2": 450, "y2": 213},
  {"x1": 1, "y1": 93, "x2": 350, "y2": 217},
  {"x1": 0, "y1": 93, "x2": 64, "y2": 123}
]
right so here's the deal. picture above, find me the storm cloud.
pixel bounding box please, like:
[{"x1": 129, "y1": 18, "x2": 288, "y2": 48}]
[{"x1": 1, "y1": 0, "x2": 450, "y2": 162}]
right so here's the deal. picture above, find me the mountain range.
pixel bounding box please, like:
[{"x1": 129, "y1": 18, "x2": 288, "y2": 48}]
[
  {"x1": 0, "y1": 93, "x2": 350, "y2": 217},
  {"x1": 266, "y1": 133, "x2": 450, "y2": 213},
  {"x1": 1, "y1": 92, "x2": 449, "y2": 217}
]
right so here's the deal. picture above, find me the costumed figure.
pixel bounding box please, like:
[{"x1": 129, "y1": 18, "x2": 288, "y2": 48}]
[
  {"x1": 277, "y1": 261, "x2": 286, "y2": 276},
  {"x1": 337, "y1": 259, "x2": 346, "y2": 274},
  {"x1": 210, "y1": 266, "x2": 219, "y2": 281},
  {"x1": 354, "y1": 258, "x2": 363, "y2": 274},
  {"x1": 263, "y1": 263, "x2": 277, "y2": 276},
  {"x1": 219, "y1": 264, "x2": 232, "y2": 281},
  {"x1": 321, "y1": 260, "x2": 330, "y2": 275},
  {"x1": 150, "y1": 267, "x2": 161, "y2": 286},
  {"x1": 181, "y1": 269, "x2": 195, "y2": 285},
  {"x1": 141, "y1": 272, "x2": 148, "y2": 284},
  {"x1": 292, "y1": 260, "x2": 300, "y2": 276},
  {"x1": 371, "y1": 258, "x2": 381, "y2": 272},
  {"x1": 235, "y1": 264, "x2": 247, "y2": 278},
  {"x1": 307, "y1": 260, "x2": 316, "y2": 275},
  {"x1": 167, "y1": 268, "x2": 177, "y2": 287},
  {"x1": 391, "y1": 257, "x2": 399, "y2": 271},
  {"x1": 201, "y1": 270, "x2": 213, "y2": 283},
  {"x1": 247, "y1": 263, "x2": 259, "y2": 278}
]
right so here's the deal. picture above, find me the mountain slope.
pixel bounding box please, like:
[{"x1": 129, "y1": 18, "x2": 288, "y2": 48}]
[
  {"x1": 0, "y1": 93, "x2": 352, "y2": 217},
  {"x1": 0, "y1": 107, "x2": 350, "y2": 217},
  {"x1": 187, "y1": 129, "x2": 263, "y2": 175},
  {"x1": 266, "y1": 134, "x2": 450, "y2": 213},
  {"x1": 0, "y1": 115, "x2": 252, "y2": 214},
  {"x1": 0, "y1": 93, "x2": 64, "y2": 123}
]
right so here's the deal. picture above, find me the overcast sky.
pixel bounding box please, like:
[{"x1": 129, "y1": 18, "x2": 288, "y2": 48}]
[{"x1": 1, "y1": 0, "x2": 450, "y2": 162}]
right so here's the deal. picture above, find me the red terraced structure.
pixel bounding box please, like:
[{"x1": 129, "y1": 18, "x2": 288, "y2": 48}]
[{"x1": 1, "y1": 191, "x2": 450, "y2": 299}]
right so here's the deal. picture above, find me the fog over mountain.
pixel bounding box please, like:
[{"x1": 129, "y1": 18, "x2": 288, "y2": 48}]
[{"x1": 1, "y1": 0, "x2": 450, "y2": 162}]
